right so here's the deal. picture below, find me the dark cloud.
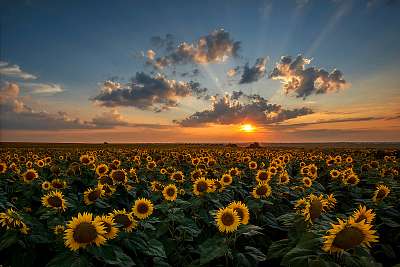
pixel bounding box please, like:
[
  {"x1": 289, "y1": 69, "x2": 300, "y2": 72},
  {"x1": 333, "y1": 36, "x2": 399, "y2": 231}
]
[
  {"x1": 269, "y1": 54, "x2": 349, "y2": 99},
  {"x1": 150, "y1": 29, "x2": 241, "y2": 69},
  {"x1": 92, "y1": 72, "x2": 207, "y2": 112},
  {"x1": 239, "y1": 57, "x2": 267, "y2": 84},
  {"x1": 180, "y1": 68, "x2": 200, "y2": 78},
  {"x1": 174, "y1": 91, "x2": 313, "y2": 127},
  {"x1": 150, "y1": 34, "x2": 175, "y2": 52}
]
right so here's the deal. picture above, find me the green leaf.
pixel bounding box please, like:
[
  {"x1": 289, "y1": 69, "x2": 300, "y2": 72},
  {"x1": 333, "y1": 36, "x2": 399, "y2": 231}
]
[
  {"x1": 281, "y1": 247, "x2": 314, "y2": 267},
  {"x1": 244, "y1": 246, "x2": 266, "y2": 262},
  {"x1": 0, "y1": 231, "x2": 19, "y2": 250},
  {"x1": 145, "y1": 239, "x2": 167, "y2": 258},
  {"x1": 236, "y1": 224, "x2": 263, "y2": 237},
  {"x1": 199, "y1": 236, "x2": 228, "y2": 265},
  {"x1": 267, "y1": 239, "x2": 291, "y2": 259}
]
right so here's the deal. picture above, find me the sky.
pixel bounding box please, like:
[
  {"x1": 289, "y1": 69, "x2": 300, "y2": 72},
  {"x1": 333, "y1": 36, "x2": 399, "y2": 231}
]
[{"x1": 0, "y1": 0, "x2": 399, "y2": 143}]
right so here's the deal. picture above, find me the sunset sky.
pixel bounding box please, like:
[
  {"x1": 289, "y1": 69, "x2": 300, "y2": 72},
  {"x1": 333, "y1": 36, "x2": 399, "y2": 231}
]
[{"x1": 1, "y1": 0, "x2": 399, "y2": 143}]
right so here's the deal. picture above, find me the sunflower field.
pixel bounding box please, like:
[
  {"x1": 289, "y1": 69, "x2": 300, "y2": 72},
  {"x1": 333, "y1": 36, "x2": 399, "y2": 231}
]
[{"x1": 0, "y1": 143, "x2": 399, "y2": 267}]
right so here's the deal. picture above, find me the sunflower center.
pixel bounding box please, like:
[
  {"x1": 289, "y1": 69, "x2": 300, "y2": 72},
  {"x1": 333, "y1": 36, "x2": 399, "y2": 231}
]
[
  {"x1": 137, "y1": 203, "x2": 149, "y2": 214},
  {"x1": 223, "y1": 176, "x2": 231, "y2": 182},
  {"x1": 98, "y1": 166, "x2": 106, "y2": 173},
  {"x1": 25, "y1": 171, "x2": 36, "y2": 180},
  {"x1": 196, "y1": 181, "x2": 208, "y2": 192},
  {"x1": 258, "y1": 172, "x2": 268, "y2": 180},
  {"x1": 113, "y1": 171, "x2": 125, "y2": 182},
  {"x1": 221, "y1": 213, "x2": 235, "y2": 226},
  {"x1": 88, "y1": 190, "x2": 101, "y2": 201},
  {"x1": 310, "y1": 200, "x2": 323, "y2": 221},
  {"x1": 100, "y1": 176, "x2": 113, "y2": 185},
  {"x1": 332, "y1": 226, "x2": 365, "y2": 250},
  {"x1": 256, "y1": 185, "x2": 268, "y2": 195},
  {"x1": 47, "y1": 196, "x2": 62, "y2": 207},
  {"x1": 348, "y1": 176, "x2": 356, "y2": 184},
  {"x1": 52, "y1": 182, "x2": 63, "y2": 189},
  {"x1": 166, "y1": 188, "x2": 175, "y2": 197},
  {"x1": 82, "y1": 158, "x2": 90, "y2": 164},
  {"x1": 114, "y1": 214, "x2": 132, "y2": 228},
  {"x1": 73, "y1": 222, "x2": 97, "y2": 243}
]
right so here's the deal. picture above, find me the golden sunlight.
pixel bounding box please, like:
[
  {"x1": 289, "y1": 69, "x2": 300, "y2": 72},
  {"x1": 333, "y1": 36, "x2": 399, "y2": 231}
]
[{"x1": 240, "y1": 124, "x2": 256, "y2": 133}]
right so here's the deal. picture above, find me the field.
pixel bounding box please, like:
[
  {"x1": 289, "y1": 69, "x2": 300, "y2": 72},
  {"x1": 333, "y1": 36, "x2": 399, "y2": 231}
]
[{"x1": 0, "y1": 143, "x2": 399, "y2": 267}]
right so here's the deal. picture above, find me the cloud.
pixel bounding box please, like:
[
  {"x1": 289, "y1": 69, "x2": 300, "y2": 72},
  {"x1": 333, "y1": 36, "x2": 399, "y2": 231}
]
[
  {"x1": 180, "y1": 68, "x2": 200, "y2": 78},
  {"x1": 273, "y1": 116, "x2": 385, "y2": 129},
  {"x1": 91, "y1": 109, "x2": 129, "y2": 128},
  {"x1": 20, "y1": 82, "x2": 64, "y2": 94},
  {"x1": 150, "y1": 29, "x2": 241, "y2": 69},
  {"x1": 92, "y1": 72, "x2": 207, "y2": 112},
  {"x1": 0, "y1": 61, "x2": 37, "y2": 80},
  {"x1": 174, "y1": 91, "x2": 313, "y2": 127},
  {"x1": 227, "y1": 66, "x2": 240, "y2": 77},
  {"x1": 146, "y1": 49, "x2": 156, "y2": 60},
  {"x1": 269, "y1": 54, "x2": 349, "y2": 99},
  {"x1": 150, "y1": 34, "x2": 175, "y2": 51},
  {"x1": 0, "y1": 82, "x2": 91, "y2": 130},
  {"x1": 239, "y1": 57, "x2": 268, "y2": 84}
]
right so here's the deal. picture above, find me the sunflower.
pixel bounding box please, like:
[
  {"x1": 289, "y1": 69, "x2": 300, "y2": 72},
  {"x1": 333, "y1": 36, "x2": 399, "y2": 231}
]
[
  {"x1": 193, "y1": 177, "x2": 211, "y2": 196},
  {"x1": 229, "y1": 167, "x2": 240, "y2": 176},
  {"x1": 41, "y1": 190, "x2": 68, "y2": 212},
  {"x1": 0, "y1": 162, "x2": 7, "y2": 173},
  {"x1": 110, "y1": 169, "x2": 127, "y2": 184},
  {"x1": 170, "y1": 171, "x2": 185, "y2": 183},
  {"x1": 251, "y1": 182, "x2": 272, "y2": 199},
  {"x1": 215, "y1": 207, "x2": 241, "y2": 233},
  {"x1": 162, "y1": 184, "x2": 178, "y2": 201},
  {"x1": 228, "y1": 201, "x2": 250, "y2": 225},
  {"x1": 302, "y1": 177, "x2": 312, "y2": 188},
  {"x1": 147, "y1": 161, "x2": 157, "y2": 170},
  {"x1": 322, "y1": 218, "x2": 378, "y2": 254},
  {"x1": 248, "y1": 161, "x2": 258, "y2": 170},
  {"x1": 352, "y1": 205, "x2": 375, "y2": 224},
  {"x1": 372, "y1": 184, "x2": 390, "y2": 203},
  {"x1": 220, "y1": 174, "x2": 233, "y2": 186},
  {"x1": 302, "y1": 194, "x2": 329, "y2": 223},
  {"x1": 150, "y1": 181, "x2": 163, "y2": 192},
  {"x1": 255, "y1": 170, "x2": 270, "y2": 183},
  {"x1": 41, "y1": 181, "x2": 52, "y2": 190},
  {"x1": 79, "y1": 155, "x2": 92, "y2": 165},
  {"x1": 132, "y1": 198, "x2": 154, "y2": 220},
  {"x1": 94, "y1": 215, "x2": 119, "y2": 239},
  {"x1": 110, "y1": 209, "x2": 137, "y2": 232},
  {"x1": 343, "y1": 174, "x2": 360, "y2": 186},
  {"x1": 326, "y1": 193, "x2": 337, "y2": 209},
  {"x1": 84, "y1": 186, "x2": 105, "y2": 205},
  {"x1": 95, "y1": 163, "x2": 109, "y2": 177},
  {"x1": 53, "y1": 225, "x2": 65, "y2": 235},
  {"x1": 22, "y1": 169, "x2": 39, "y2": 183},
  {"x1": 98, "y1": 175, "x2": 114, "y2": 186},
  {"x1": 330, "y1": 169, "x2": 340, "y2": 179},
  {"x1": 36, "y1": 160, "x2": 44, "y2": 168},
  {"x1": 0, "y1": 208, "x2": 29, "y2": 234},
  {"x1": 278, "y1": 172, "x2": 290, "y2": 184},
  {"x1": 64, "y1": 212, "x2": 106, "y2": 251},
  {"x1": 51, "y1": 179, "x2": 67, "y2": 189}
]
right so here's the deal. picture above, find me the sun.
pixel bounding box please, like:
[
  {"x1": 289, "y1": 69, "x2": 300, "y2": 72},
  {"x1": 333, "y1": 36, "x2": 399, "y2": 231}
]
[{"x1": 240, "y1": 124, "x2": 255, "y2": 133}]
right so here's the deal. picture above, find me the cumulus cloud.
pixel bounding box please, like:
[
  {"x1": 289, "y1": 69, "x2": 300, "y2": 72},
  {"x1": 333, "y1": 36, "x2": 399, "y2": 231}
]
[
  {"x1": 92, "y1": 72, "x2": 207, "y2": 112},
  {"x1": 227, "y1": 66, "x2": 240, "y2": 77},
  {"x1": 174, "y1": 91, "x2": 313, "y2": 127},
  {"x1": 146, "y1": 49, "x2": 156, "y2": 60},
  {"x1": 91, "y1": 109, "x2": 129, "y2": 128},
  {"x1": 269, "y1": 54, "x2": 349, "y2": 99},
  {"x1": 150, "y1": 29, "x2": 241, "y2": 69},
  {"x1": 0, "y1": 61, "x2": 37, "y2": 80},
  {"x1": 0, "y1": 82, "x2": 91, "y2": 130},
  {"x1": 239, "y1": 57, "x2": 268, "y2": 84}
]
